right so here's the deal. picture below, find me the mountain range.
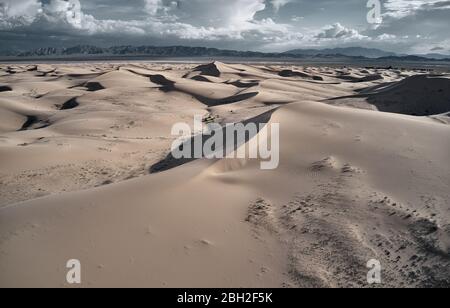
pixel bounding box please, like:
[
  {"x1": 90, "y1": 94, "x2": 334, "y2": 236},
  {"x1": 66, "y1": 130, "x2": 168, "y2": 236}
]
[
  {"x1": 284, "y1": 47, "x2": 397, "y2": 58},
  {"x1": 1, "y1": 45, "x2": 449, "y2": 61}
]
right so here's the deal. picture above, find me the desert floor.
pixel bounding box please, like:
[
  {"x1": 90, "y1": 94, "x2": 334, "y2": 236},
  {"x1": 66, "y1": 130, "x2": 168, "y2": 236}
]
[{"x1": 0, "y1": 61, "x2": 449, "y2": 287}]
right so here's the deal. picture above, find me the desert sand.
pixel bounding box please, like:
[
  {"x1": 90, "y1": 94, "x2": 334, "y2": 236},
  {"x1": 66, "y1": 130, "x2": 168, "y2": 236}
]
[{"x1": 0, "y1": 61, "x2": 449, "y2": 287}]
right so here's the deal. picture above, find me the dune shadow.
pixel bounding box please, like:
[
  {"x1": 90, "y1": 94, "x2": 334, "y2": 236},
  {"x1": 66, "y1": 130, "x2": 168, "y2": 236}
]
[
  {"x1": 60, "y1": 97, "x2": 79, "y2": 110},
  {"x1": 279, "y1": 70, "x2": 310, "y2": 78},
  {"x1": 278, "y1": 70, "x2": 326, "y2": 82},
  {"x1": 150, "y1": 74, "x2": 175, "y2": 87},
  {"x1": 0, "y1": 85, "x2": 12, "y2": 92},
  {"x1": 225, "y1": 80, "x2": 260, "y2": 88},
  {"x1": 192, "y1": 91, "x2": 259, "y2": 107},
  {"x1": 191, "y1": 63, "x2": 221, "y2": 77},
  {"x1": 84, "y1": 82, "x2": 105, "y2": 92},
  {"x1": 190, "y1": 75, "x2": 213, "y2": 82},
  {"x1": 150, "y1": 73, "x2": 259, "y2": 106},
  {"x1": 149, "y1": 109, "x2": 276, "y2": 174},
  {"x1": 67, "y1": 73, "x2": 105, "y2": 79},
  {"x1": 354, "y1": 81, "x2": 398, "y2": 94},
  {"x1": 18, "y1": 116, "x2": 50, "y2": 131},
  {"x1": 333, "y1": 74, "x2": 384, "y2": 83}
]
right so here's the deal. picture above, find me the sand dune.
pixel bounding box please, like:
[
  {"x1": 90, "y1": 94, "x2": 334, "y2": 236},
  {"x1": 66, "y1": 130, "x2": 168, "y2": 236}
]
[
  {"x1": 0, "y1": 62, "x2": 449, "y2": 287},
  {"x1": 330, "y1": 74, "x2": 450, "y2": 116}
]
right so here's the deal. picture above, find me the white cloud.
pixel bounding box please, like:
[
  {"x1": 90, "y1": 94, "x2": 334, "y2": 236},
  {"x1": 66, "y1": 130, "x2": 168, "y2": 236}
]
[
  {"x1": 271, "y1": 0, "x2": 292, "y2": 12},
  {"x1": 145, "y1": 0, "x2": 163, "y2": 15},
  {"x1": 0, "y1": 0, "x2": 42, "y2": 26},
  {"x1": 42, "y1": 0, "x2": 85, "y2": 29},
  {"x1": 0, "y1": 0, "x2": 41, "y2": 18},
  {"x1": 143, "y1": 0, "x2": 290, "y2": 41},
  {"x1": 144, "y1": 0, "x2": 178, "y2": 17},
  {"x1": 316, "y1": 23, "x2": 366, "y2": 40},
  {"x1": 0, "y1": 0, "x2": 292, "y2": 43},
  {"x1": 384, "y1": 0, "x2": 450, "y2": 18},
  {"x1": 0, "y1": 0, "x2": 92, "y2": 29},
  {"x1": 291, "y1": 16, "x2": 304, "y2": 22},
  {"x1": 377, "y1": 33, "x2": 396, "y2": 40},
  {"x1": 170, "y1": 0, "x2": 266, "y2": 27}
]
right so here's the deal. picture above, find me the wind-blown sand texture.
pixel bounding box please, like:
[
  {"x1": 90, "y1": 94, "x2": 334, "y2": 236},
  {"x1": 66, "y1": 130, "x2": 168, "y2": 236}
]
[{"x1": 0, "y1": 62, "x2": 449, "y2": 287}]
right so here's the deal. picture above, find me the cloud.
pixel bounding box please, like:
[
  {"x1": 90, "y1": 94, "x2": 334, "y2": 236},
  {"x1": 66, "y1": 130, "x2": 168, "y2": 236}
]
[
  {"x1": 144, "y1": 0, "x2": 178, "y2": 17},
  {"x1": 0, "y1": 0, "x2": 449, "y2": 54},
  {"x1": 145, "y1": 0, "x2": 163, "y2": 15},
  {"x1": 0, "y1": 0, "x2": 42, "y2": 27},
  {"x1": 0, "y1": 0, "x2": 41, "y2": 18},
  {"x1": 316, "y1": 23, "x2": 366, "y2": 40},
  {"x1": 271, "y1": 0, "x2": 292, "y2": 12},
  {"x1": 0, "y1": 0, "x2": 294, "y2": 45},
  {"x1": 142, "y1": 0, "x2": 290, "y2": 41},
  {"x1": 376, "y1": 33, "x2": 396, "y2": 41},
  {"x1": 383, "y1": 0, "x2": 450, "y2": 18},
  {"x1": 172, "y1": 0, "x2": 266, "y2": 27},
  {"x1": 42, "y1": 0, "x2": 86, "y2": 29},
  {"x1": 370, "y1": 0, "x2": 450, "y2": 40},
  {"x1": 0, "y1": 0, "x2": 92, "y2": 30}
]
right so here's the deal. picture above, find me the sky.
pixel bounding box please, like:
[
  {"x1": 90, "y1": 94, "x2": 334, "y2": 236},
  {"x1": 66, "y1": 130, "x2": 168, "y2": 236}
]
[{"x1": 0, "y1": 0, "x2": 449, "y2": 54}]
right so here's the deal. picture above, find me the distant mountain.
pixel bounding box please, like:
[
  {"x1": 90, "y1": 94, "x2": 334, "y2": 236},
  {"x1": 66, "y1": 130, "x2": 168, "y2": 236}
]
[
  {"x1": 2, "y1": 45, "x2": 449, "y2": 62},
  {"x1": 376, "y1": 55, "x2": 450, "y2": 62},
  {"x1": 285, "y1": 47, "x2": 397, "y2": 58},
  {"x1": 14, "y1": 45, "x2": 290, "y2": 58},
  {"x1": 10, "y1": 45, "x2": 104, "y2": 57},
  {"x1": 412, "y1": 53, "x2": 450, "y2": 60},
  {"x1": 3, "y1": 45, "x2": 391, "y2": 59}
]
